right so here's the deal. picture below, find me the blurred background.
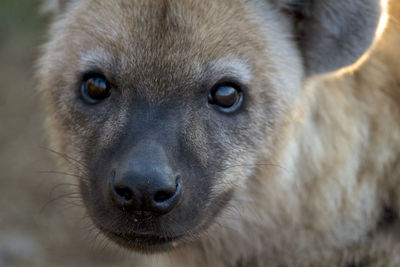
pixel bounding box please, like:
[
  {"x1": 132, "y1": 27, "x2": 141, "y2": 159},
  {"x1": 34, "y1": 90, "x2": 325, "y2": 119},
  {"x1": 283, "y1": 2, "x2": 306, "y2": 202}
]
[{"x1": 0, "y1": 1, "x2": 135, "y2": 266}]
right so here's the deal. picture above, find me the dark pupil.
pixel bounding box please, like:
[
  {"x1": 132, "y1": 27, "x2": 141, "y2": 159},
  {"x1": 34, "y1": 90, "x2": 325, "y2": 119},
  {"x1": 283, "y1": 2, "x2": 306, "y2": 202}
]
[
  {"x1": 86, "y1": 77, "x2": 109, "y2": 99},
  {"x1": 213, "y1": 86, "x2": 238, "y2": 108}
]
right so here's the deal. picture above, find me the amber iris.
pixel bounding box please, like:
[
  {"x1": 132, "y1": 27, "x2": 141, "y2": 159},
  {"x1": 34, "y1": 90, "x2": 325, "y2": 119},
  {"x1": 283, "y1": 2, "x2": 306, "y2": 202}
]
[
  {"x1": 81, "y1": 76, "x2": 111, "y2": 104},
  {"x1": 208, "y1": 84, "x2": 240, "y2": 109}
]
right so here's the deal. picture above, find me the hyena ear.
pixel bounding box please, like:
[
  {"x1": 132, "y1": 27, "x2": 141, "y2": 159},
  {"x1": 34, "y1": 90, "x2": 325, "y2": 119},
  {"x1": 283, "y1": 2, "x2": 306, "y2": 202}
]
[
  {"x1": 41, "y1": 0, "x2": 72, "y2": 14},
  {"x1": 280, "y1": 0, "x2": 381, "y2": 75}
]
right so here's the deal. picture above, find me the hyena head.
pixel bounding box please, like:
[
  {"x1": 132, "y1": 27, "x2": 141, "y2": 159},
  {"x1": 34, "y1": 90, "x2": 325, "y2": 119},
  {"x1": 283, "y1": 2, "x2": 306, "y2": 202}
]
[{"x1": 38, "y1": 0, "x2": 380, "y2": 252}]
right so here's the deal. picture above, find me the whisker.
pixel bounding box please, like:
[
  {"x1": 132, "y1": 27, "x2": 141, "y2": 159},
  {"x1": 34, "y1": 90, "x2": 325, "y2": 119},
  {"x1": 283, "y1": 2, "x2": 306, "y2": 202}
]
[
  {"x1": 217, "y1": 162, "x2": 289, "y2": 174},
  {"x1": 39, "y1": 170, "x2": 89, "y2": 181},
  {"x1": 40, "y1": 146, "x2": 89, "y2": 172}
]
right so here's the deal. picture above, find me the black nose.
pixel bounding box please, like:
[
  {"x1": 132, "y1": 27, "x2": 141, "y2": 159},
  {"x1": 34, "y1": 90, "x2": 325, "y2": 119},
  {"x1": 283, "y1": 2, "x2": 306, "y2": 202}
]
[
  {"x1": 109, "y1": 142, "x2": 182, "y2": 215},
  {"x1": 110, "y1": 172, "x2": 182, "y2": 214}
]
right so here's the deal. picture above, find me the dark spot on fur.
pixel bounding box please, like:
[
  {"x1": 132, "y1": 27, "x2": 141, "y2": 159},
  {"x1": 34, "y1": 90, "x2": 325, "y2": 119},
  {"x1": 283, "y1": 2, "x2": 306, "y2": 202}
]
[{"x1": 378, "y1": 206, "x2": 398, "y2": 227}]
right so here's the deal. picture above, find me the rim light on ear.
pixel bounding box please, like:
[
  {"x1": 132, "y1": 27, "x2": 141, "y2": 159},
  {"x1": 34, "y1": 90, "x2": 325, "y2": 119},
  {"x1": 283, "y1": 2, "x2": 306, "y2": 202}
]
[
  {"x1": 333, "y1": 0, "x2": 389, "y2": 77},
  {"x1": 376, "y1": 0, "x2": 390, "y2": 39}
]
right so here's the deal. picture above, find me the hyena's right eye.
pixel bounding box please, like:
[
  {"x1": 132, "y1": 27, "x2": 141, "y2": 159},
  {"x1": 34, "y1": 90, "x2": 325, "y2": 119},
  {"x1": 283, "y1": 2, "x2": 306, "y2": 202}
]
[{"x1": 80, "y1": 74, "x2": 111, "y2": 104}]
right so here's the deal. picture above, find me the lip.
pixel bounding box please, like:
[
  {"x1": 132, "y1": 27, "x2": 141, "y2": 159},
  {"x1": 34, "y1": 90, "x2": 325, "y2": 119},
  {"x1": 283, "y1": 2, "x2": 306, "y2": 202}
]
[{"x1": 99, "y1": 226, "x2": 184, "y2": 251}]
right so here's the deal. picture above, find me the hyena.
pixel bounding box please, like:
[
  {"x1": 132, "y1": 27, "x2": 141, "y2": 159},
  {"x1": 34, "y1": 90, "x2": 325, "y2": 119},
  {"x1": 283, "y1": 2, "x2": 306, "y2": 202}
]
[{"x1": 37, "y1": 0, "x2": 400, "y2": 266}]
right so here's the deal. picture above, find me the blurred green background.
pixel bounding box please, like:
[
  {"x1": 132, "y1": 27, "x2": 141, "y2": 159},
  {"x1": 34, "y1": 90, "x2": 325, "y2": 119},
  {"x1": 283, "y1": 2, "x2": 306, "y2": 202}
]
[{"x1": 0, "y1": 1, "x2": 135, "y2": 266}]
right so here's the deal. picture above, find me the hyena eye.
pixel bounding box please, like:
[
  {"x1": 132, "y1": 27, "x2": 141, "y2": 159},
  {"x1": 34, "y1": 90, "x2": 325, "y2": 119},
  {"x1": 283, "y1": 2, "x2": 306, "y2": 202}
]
[
  {"x1": 208, "y1": 82, "x2": 243, "y2": 112},
  {"x1": 81, "y1": 75, "x2": 111, "y2": 104}
]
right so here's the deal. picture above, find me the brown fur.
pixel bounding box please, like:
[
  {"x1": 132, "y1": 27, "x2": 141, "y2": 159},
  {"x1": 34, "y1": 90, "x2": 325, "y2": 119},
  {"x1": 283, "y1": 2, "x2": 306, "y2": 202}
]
[{"x1": 37, "y1": 0, "x2": 400, "y2": 266}]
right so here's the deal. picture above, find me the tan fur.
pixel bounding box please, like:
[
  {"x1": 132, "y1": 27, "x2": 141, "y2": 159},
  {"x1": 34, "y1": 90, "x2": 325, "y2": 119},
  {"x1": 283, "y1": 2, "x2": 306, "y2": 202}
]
[
  {"x1": 185, "y1": 2, "x2": 400, "y2": 266},
  {"x1": 147, "y1": 3, "x2": 400, "y2": 265},
  {"x1": 37, "y1": 0, "x2": 400, "y2": 266}
]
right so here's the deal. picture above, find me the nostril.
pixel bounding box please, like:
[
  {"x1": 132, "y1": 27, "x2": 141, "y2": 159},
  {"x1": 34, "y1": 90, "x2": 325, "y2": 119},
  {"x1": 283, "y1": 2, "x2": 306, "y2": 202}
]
[
  {"x1": 109, "y1": 170, "x2": 139, "y2": 207},
  {"x1": 154, "y1": 190, "x2": 174, "y2": 203},
  {"x1": 153, "y1": 176, "x2": 182, "y2": 204},
  {"x1": 115, "y1": 186, "x2": 134, "y2": 202}
]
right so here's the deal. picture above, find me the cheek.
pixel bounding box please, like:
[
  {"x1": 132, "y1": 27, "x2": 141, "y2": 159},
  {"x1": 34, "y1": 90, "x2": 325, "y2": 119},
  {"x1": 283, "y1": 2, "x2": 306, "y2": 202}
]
[
  {"x1": 96, "y1": 105, "x2": 129, "y2": 145},
  {"x1": 49, "y1": 88, "x2": 126, "y2": 151},
  {"x1": 180, "y1": 116, "x2": 210, "y2": 167},
  {"x1": 217, "y1": 101, "x2": 280, "y2": 189},
  {"x1": 207, "y1": 124, "x2": 261, "y2": 190},
  {"x1": 216, "y1": 150, "x2": 258, "y2": 191}
]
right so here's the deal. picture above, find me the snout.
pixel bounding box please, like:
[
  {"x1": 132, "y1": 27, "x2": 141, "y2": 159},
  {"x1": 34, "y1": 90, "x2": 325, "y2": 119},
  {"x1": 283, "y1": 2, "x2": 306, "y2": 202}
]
[
  {"x1": 108, "y1": 141, "x2": 182, "y2": 215},
  {"x1": 84, "y1": 139, "x2": 230, "y2": 251}
]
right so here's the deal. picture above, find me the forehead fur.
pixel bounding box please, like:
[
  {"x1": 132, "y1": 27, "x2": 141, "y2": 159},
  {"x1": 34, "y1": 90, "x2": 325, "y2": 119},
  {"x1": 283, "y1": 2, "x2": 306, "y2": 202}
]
[{"x1": 39, "y1": 0, "x2": 302, "y2": 102}]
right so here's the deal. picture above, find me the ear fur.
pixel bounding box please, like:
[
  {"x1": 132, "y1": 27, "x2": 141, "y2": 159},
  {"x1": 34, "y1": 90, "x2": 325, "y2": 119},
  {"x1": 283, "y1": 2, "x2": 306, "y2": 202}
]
[{"x1": 280, "y1": 0, "x2": 381, "y2": 75}]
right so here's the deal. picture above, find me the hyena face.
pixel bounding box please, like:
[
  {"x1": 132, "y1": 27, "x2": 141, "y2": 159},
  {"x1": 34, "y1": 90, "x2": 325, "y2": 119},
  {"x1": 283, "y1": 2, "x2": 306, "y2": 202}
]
[{"x1": 38, "y1": 0, "x2": 380, "y2": 252}]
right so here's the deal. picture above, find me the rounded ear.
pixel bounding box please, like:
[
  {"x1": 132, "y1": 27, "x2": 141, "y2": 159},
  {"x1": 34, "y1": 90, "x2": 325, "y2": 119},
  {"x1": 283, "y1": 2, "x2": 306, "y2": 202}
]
[{"x1": 281, "y1": 0, "x2": 382, "y2": 75}]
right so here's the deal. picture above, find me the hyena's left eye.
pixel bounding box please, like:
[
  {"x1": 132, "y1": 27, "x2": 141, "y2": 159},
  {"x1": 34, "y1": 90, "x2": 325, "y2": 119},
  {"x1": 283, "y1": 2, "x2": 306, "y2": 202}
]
[
  {"x1": 80, "y1": 75, "x2": 111, "y2": 104},
  {"x1": 208, "y1": 82, "x2": 243, "y2": 112}
]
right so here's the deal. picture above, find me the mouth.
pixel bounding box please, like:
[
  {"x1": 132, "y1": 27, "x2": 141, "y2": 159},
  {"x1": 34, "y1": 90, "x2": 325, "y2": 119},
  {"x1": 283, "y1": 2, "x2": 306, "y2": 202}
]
[
  {"x1": 99, "y1": 226, "x2": 184, "y2": 252},
  {"x1": 87, "y1": 187, "x2": 235, "y2": 252}
]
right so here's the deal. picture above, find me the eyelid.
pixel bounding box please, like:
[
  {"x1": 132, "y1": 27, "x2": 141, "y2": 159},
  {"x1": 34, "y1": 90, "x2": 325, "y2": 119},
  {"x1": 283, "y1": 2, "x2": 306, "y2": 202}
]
[
  {"x1": 208, "y1": 58, "x2": 253, "y2": 82},
  {"x1": 213, "y1": 76, "x2": 246, "y2": 92},
  {"x1": 81, "y1": 69, "x2": 106, "y2": 81}
]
